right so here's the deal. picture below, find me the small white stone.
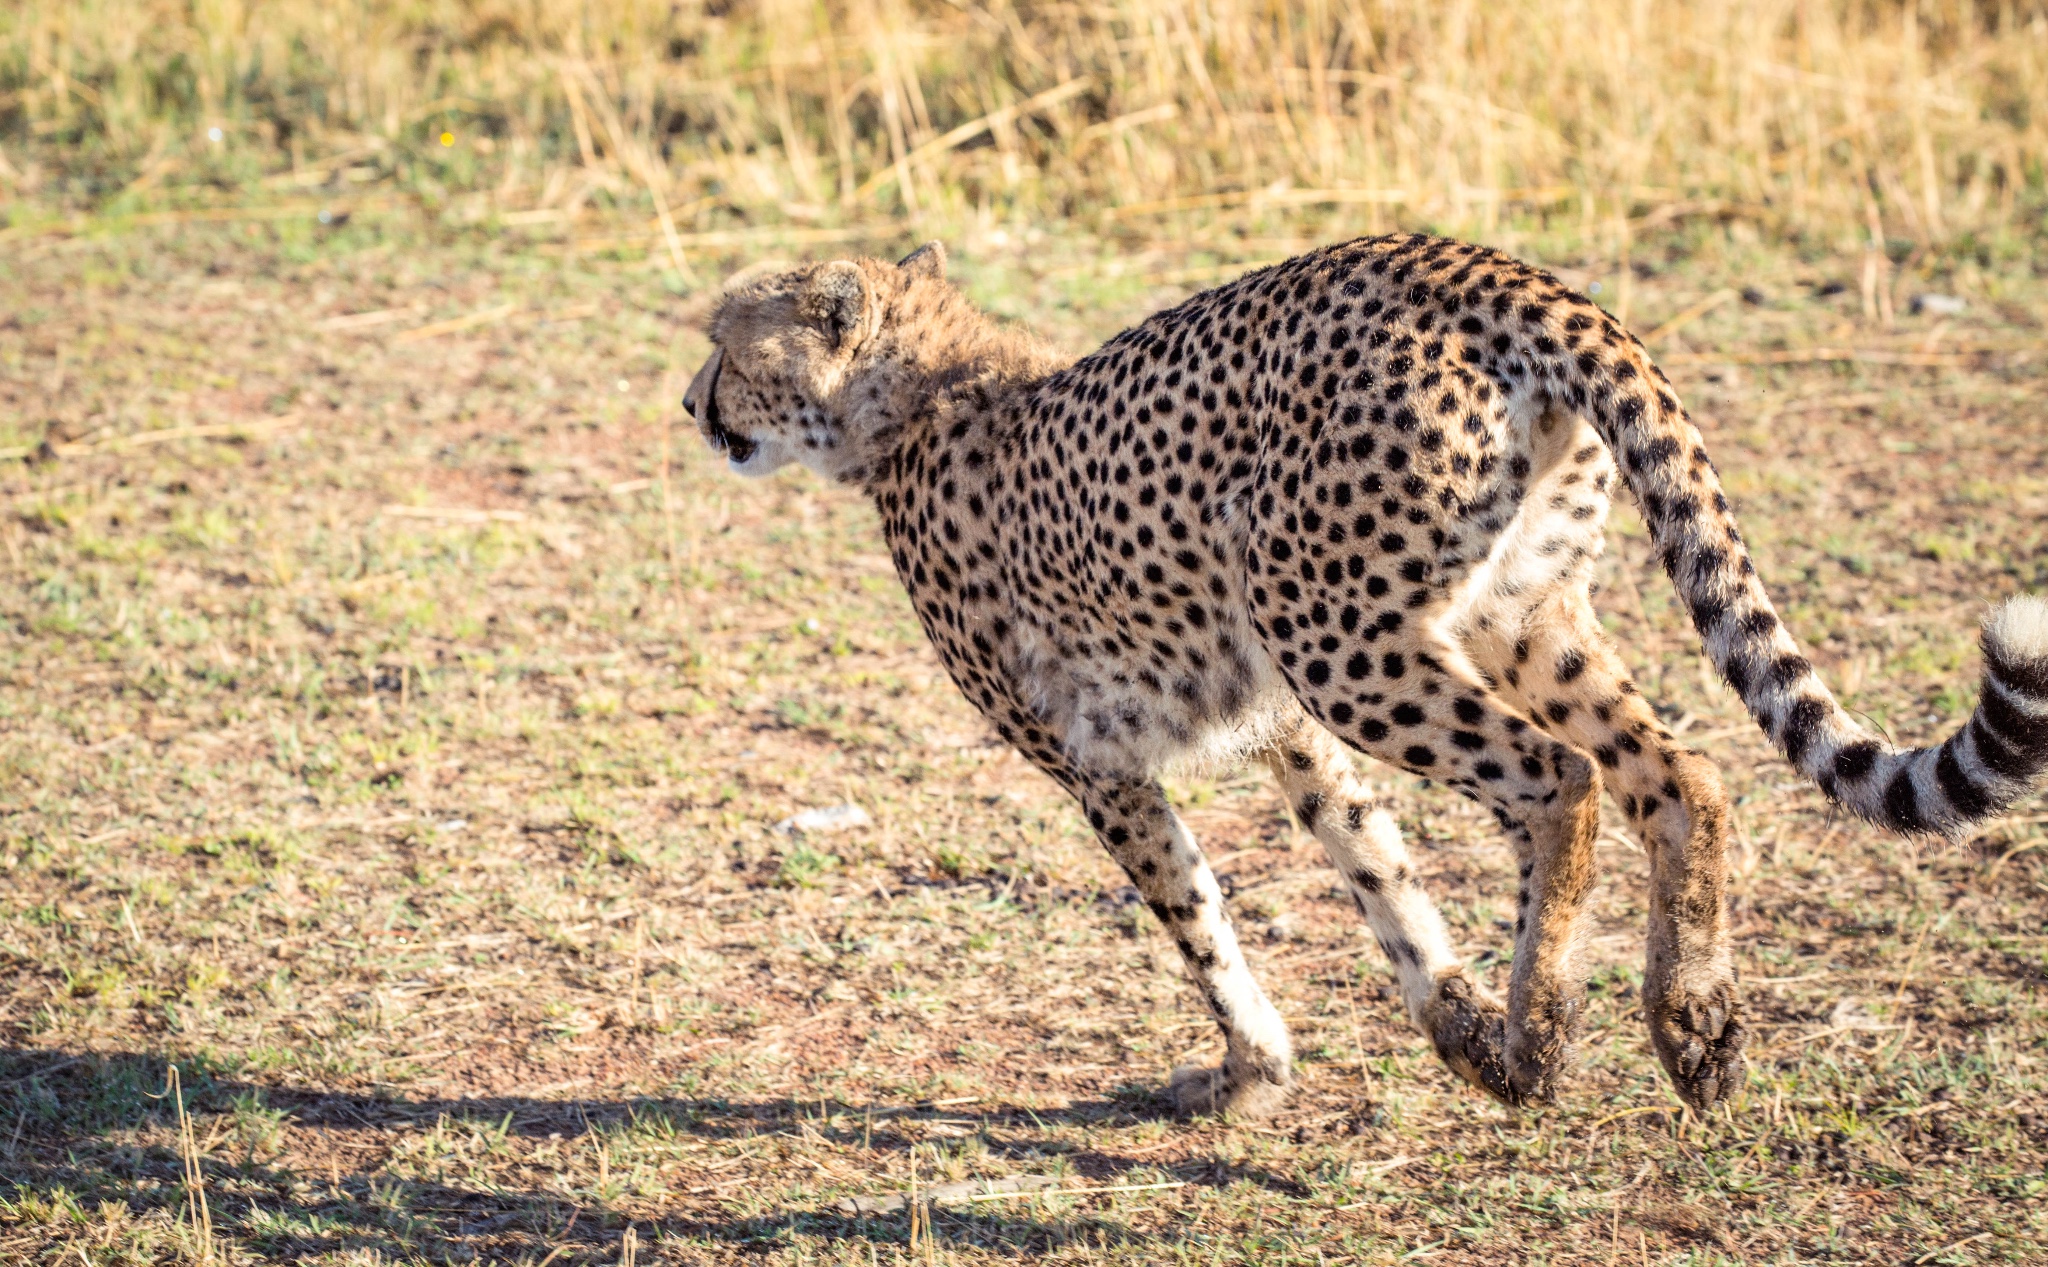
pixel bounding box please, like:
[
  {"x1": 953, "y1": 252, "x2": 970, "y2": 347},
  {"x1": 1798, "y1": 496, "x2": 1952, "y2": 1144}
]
[{"x1": 774, "y1": 803, "x2": 872, "y2": 835}]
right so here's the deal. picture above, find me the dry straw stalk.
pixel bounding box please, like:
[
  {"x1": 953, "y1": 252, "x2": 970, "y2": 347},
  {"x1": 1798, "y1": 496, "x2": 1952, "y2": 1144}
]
[{"x1": 1, "y1": 1, "x2": 2041, "y2": 243}]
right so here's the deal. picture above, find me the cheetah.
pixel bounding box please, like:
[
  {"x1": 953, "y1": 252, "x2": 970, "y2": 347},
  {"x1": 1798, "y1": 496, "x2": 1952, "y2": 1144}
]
[{"x1": 685, "y1": 236, "x2": 2048, "y2": 1114}]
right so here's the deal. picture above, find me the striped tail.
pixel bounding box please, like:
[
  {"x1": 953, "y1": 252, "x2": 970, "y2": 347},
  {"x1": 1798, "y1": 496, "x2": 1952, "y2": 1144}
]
[{"x1": 1559, "y1": 329, "x2": 2048, "y2": 837}]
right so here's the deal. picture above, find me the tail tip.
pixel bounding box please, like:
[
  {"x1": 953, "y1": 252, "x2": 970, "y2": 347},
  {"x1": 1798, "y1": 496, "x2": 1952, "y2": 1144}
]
[{"x1": 1986, "y1": 594, "x2": 2048, "y2": 667}]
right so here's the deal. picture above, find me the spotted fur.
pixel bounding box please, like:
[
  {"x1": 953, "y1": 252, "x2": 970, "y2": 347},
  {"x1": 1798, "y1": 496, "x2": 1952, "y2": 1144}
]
[{"x1": 686, "y1": 235, "x2": 2048, "y2": 1114}]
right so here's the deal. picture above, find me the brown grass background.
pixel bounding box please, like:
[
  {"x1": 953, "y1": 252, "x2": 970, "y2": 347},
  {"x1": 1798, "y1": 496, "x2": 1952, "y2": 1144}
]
[
  {"x1": 5, "y1": 0, "x2": 2046, "y2": 248},
  {"x1": 3, "y1": 2, "x2": 2048, "y2": 1265}
]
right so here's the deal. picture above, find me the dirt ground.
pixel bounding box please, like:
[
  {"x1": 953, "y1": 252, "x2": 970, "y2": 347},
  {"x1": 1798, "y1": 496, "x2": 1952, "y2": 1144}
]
[{"x1": 2, "y1": 208, "x2": 2046, "y2": 1264}]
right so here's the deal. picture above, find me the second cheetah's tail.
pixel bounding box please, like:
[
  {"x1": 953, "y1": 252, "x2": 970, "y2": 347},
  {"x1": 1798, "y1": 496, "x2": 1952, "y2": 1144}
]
[{"x1": 1565, "y1": 332, "x2": 2048, "y2": 837}]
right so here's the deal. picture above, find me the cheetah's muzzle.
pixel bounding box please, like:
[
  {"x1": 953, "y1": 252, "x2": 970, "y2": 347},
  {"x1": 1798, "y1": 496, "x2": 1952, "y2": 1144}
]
[
  {"x1": 686, "y1": 234, "x2": 2048, "y2": 1119},
  {"x1": 705, "y1": 416, "x2": 755, "y2": 464},
  {"x1": 685, "y1": 350, "x2": 757, "y2": 464}
]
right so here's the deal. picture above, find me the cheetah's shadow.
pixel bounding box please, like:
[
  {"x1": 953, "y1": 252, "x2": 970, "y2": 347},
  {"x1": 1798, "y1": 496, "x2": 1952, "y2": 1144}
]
[{"x1": 0, "y1": 1047, "x2": 1310, "y2": 1258}]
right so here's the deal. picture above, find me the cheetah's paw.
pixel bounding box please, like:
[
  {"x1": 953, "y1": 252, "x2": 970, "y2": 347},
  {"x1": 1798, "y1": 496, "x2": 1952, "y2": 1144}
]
[
  {"x1": 1501, "y1": 993, "x2": 1584, "y2": 1107},
  {"x1": 1167, "y1": 1061, "x2": 1292, "y2": 1120},
  {"x1": 1646, "y1": 979, "x2": 1747, "y2": 1110},
  {"x1": 1422, "y1": 973, "x2": 1525, "y2": 1106}
]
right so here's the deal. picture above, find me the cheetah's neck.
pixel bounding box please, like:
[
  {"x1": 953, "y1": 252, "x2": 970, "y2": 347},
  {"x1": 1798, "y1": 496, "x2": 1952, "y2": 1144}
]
[{"x1": 849, "y1": 306, "x2": 1068, "y2": 494}]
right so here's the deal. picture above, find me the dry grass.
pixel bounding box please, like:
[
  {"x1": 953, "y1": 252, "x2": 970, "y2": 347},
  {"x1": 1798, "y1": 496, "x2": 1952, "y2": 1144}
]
[
  {"x1": 4, "y1": 0, "x2": 2047, "y2": 250},
  {"x1": 2, "y1": 5, "x2": 2047, "y2": 1261},
  {"x1": 0, "y1": 197, "x2": 2046, "y2": 1264}
]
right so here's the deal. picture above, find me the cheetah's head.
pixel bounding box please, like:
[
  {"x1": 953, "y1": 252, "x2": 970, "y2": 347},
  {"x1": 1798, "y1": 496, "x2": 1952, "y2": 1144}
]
[{"x1": 684, "y1": 243, "x2": 951, "y2": 482}]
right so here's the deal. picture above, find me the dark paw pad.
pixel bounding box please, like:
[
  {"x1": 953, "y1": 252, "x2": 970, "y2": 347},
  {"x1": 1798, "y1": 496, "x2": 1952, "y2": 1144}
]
[
  {"x1": 1503, "y1": 995, "x2": 1582, "y2": 1106},
  {"x1": 1504, "y1": 1044, "x2": 1566, "y2": 1107},
  {"x1": 1649, "y1": 985, "x2": 1747, "y2": 1110},
  {"x1": 1425, "y1": 975, "x2": 1521, "y2": 1105}
]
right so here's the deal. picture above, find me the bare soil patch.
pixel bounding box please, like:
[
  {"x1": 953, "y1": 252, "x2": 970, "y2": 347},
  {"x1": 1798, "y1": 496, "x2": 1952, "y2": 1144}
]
[{"x1": 3, "y1": 213, "x2": 2045, "y2": 1263}]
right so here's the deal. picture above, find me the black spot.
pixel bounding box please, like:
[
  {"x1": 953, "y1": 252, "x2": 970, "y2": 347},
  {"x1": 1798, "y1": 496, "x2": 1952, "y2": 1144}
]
[
  {"x1": 1833, "y1": 741, "x2": 1881, "y2": 783},
  {"x1": 1629, "y1": 436, "x2": 1681, "y2": 471},
  {"x1": 1781, "y1": 697, "x2": 1828, "y2": 766},
  {"x1": 1555, "y1": 650, "x2": 1586, "y2": 683},
  {"x1": 1723, "y1": 657, "x2": 1751, "y2": 695},
  {"x1": 1882, "y1": 768, "x2": 1925, "y2": 833},
  {"x1": 1403, "y1": 745, "x2": 1436, "y2": 767},
  {"x1": 1986, "y1": 640, "x2": 2048, "y2": 701},
  {"x1": 1968, "y1": 717, "x2": 2033, "y2": 779},
  {"x1": 1981, "y1": 685, "x2": 2048, "y2": 749},
  {"x1": 1769, "y1": 655, "x2": 1812, "y2": 688},
  {"x1": 1935, "y1": 740, "x2": 1992, "y2": 821}
]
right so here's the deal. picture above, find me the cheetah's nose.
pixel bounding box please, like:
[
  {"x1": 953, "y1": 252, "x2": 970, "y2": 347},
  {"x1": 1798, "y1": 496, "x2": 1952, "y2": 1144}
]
[{"x1": 681, "y1": 390, "x2": 698, "y2": 420}]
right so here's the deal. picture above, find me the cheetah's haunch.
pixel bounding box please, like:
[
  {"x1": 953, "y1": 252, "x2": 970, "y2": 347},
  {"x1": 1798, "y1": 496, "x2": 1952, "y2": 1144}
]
[{"x1": 686, "y1": 235, "x2": 2048, "y2": 1114}]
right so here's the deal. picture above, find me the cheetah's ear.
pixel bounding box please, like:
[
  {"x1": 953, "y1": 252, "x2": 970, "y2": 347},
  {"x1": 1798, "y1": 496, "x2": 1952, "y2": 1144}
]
[
  {"x1": 897, "y1": 241, "x2": 947, "y2": 282},
  {"x1": 797, "y1": 260, "x2": 870, "y2": 350}
]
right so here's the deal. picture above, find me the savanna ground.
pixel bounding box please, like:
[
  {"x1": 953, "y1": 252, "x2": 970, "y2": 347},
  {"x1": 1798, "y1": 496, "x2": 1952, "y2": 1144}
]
[
  {"x1": 3, "y1": 198, "x2": 2047, "y2": 1267},
  {"x1": 5, "y1": 1, "x2": 2048, "y2": 1262}
]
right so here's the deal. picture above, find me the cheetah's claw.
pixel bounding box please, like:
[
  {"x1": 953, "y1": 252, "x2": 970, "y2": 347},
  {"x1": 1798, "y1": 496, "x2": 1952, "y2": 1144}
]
[{"x1": 1647, "y1": 981, "x2": 1747, "y2": 1110}]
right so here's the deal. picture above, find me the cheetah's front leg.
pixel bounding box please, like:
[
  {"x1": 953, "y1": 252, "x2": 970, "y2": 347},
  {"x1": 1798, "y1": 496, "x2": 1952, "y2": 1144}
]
[{"x1": 1075, "y1": 777, "x2": 1294, "y2": 1119}]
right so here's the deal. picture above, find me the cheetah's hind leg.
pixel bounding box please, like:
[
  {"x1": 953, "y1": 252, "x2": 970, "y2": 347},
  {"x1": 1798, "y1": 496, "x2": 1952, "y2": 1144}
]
[{"x1": 1467, "y1": 593, "x2": 1749, "y2": 1111}]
